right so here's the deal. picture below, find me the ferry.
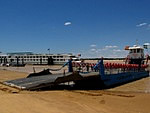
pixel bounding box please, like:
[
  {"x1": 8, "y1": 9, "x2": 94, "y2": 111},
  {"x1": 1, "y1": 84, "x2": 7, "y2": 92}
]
[
  {"x1": 71, "y1": 44, "x2": 149, "y2": 88},
  {"x1": 3, "y1": 45, "x2": 149, "y2": 90}
]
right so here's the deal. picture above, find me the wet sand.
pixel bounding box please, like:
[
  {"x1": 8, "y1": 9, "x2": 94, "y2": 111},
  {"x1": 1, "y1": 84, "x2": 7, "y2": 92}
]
[{"x1": 0, "y1": 62, "x2": 150, "y2": 113}]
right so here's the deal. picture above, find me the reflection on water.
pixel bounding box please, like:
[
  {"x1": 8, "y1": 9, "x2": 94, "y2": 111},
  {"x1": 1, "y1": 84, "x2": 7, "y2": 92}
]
[{"x1": 108, "y1": 76, "x2": 150, "y2": 93}]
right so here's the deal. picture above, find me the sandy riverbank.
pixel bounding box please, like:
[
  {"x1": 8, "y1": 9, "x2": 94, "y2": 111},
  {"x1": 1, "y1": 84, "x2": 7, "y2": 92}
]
[{"x1": 0, "y1": 66, "x2": 150, "y2": 113}]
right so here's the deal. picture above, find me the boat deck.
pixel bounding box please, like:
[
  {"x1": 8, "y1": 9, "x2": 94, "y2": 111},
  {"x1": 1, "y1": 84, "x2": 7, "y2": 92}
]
[
  {"x1": 79, "y1": 72, "x2": 99, "y2": 77},
  {"x1": 3, "y1": 73, "x2": 73, "y2": 90}
]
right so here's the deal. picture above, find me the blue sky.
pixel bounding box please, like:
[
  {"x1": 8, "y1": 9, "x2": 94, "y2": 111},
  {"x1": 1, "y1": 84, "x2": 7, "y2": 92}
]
[{"x1": 0, "y1": 0, "x2": 150, "y2": 58}]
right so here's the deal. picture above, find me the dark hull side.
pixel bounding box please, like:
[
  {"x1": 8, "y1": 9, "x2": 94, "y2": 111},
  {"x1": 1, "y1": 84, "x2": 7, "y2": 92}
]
[
  {"x1": 74, "y1": 75, "x2": 105, "y2": 89},
  {"x1": 74, "y1": 71, "x2": 149, "y2": 89},
  {"x1": 103, "y1": 71, "x2": 149, "y2": 87}
]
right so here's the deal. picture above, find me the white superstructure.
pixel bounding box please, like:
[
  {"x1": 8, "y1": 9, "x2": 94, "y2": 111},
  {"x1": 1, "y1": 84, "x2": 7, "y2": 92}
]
[
  {"x1": 0, "y1": 52, "x2": 76, "y2": 65},
  {"x1": 128, "y1": 45, "x2": 144, "y2": 59}
]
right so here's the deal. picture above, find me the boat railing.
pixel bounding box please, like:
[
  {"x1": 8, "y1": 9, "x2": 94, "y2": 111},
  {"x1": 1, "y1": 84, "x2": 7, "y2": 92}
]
[{"x1": 71, "y1": 62, "x2": 149, "y2": 75}]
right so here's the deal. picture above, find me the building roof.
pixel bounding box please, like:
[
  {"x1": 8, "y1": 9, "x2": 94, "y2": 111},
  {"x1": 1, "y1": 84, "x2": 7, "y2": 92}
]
[{"x1": 7, "y1": 52, "x2": 34, "y2": 55}]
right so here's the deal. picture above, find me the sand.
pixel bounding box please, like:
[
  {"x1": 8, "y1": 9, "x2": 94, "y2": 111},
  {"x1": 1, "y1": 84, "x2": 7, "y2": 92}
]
[{"x1": 0, "y1": 63, "x2": 150, "y2": 113}]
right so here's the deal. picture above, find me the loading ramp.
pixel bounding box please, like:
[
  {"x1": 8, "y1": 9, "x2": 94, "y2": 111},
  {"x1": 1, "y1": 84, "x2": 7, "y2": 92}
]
[
  {"x1": 2, "y1": 59, "x2": 104, "y2": 90},
  {"x1": 3, "y1": 72, "x2": 84, "y2": 90}
]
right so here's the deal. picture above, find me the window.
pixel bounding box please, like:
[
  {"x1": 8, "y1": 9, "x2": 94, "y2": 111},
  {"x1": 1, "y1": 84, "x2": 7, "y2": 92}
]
[
  {"x1": 141, "y1": 49, "x2": 143, "y2": 53},
  {"x1": 129, "y1": 50, "x2": 132, "y2": 53},
  {"x1": 137, "y1": 49, "x2": 140, "y2": 53}
]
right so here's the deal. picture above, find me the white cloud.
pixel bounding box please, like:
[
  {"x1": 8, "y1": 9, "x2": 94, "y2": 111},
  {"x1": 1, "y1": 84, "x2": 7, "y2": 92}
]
[
  {"x1": 90, "y1": 48, "x2": 96, "y2": 52},
  {"x1": 113, "y1": 49, "x2": 122, "y2": 52},
  {"x1": 80, "y1": 45, "x2": 128, "y2": 58},
  {"x1": 105, "y1": 45, "x2": 118, "y2": 49},
  {"x1": 90, "y1": 44, "x2": 97, "y2": 47},
  {"x1": 64, "y1": 22, "x2": 72, "y2": 26},
  {"x1": 136, "y1": 23, "x2": 147, "y2": 27}
]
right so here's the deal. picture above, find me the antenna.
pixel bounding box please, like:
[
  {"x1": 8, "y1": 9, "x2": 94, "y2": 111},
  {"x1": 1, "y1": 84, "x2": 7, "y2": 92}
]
[{"x1": 136, "y1": 39, "x2": 138, "y2": 46}]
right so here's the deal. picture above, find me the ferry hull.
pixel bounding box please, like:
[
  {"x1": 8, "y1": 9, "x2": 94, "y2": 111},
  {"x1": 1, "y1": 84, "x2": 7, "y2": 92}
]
[
  {"x1": 74, "y1": 71, "x2": 149, "y2": 89},
  {"x1": 102, "y1": 71, "x2": 149, "y2": 87}
]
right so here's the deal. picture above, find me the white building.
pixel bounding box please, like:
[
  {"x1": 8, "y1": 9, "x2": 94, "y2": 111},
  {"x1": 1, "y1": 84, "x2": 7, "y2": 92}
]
[{"x1": 0, "y1": 52, "x2": 76, "y2": 65}]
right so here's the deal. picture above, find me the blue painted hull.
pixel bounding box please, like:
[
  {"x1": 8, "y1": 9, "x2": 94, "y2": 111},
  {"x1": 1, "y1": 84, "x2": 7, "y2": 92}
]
[{"x1": 102, "y1": 71, "x2": 149, "y2": 87}]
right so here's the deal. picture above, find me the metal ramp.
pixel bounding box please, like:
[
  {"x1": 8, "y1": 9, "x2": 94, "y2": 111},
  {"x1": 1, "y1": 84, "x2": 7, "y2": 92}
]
[
  {"x1": 2, "y1": 60, "x2": 102, "y2": 90},
  {"x1": 3, "y1": 72, "x2": 83, "y2": 90}
]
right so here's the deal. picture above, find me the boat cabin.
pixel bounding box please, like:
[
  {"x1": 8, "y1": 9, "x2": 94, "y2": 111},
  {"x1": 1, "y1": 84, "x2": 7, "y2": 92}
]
[
  {"x1": 125, "y1": 45, "x2": 144, "y2": 64},
  {"x1": 128, "y1": 45, "x2": 144, "y2": 59}
]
